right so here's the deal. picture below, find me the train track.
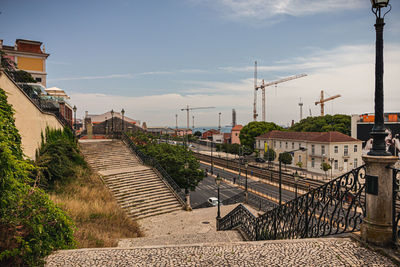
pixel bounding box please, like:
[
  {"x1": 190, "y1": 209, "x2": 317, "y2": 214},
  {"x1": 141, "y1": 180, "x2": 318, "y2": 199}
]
[{"x1": 194, "y1": 152, "x2": 325, "y2": 192}]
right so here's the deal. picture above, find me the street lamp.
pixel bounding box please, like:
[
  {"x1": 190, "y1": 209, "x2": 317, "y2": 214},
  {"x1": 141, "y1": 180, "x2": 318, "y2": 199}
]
[
  {"x1": 245, "y1": 162, "x2": 249, "y2": 203},
  {"x1": 121, "y1": 108, "x2": 125, "y2": 132},
  {"x1": 294, "y1": 171, "x2": 299, "y2": 199},
  {"x1": 368, "y1": 0, "x2": 391, "y2": 156},
  {"x1": 279, "y1": 147, "x2": 307, "y2": 206},
  {"x1": 111, "y1": 109, "x2": 114, "y2": 133},
  {"x1": 216, "y1": 174, "x2": 222, "y2": 221},
  {"x1": 210, "y1": 141, "x2": 214, "y2": 174},
  {"x1": 72, "y1": 105, "x2": 77, "y2": 131},
  {"x1": 184, "y1": 162, "x2": 191, "y2": 211}
]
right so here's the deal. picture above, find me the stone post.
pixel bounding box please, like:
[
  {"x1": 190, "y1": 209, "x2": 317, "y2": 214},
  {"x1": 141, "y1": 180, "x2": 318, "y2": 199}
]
[
  {"x1": 361, "y1": 155, "x2": 397, "y2": 246},
  {"x1": 85, "y1": 117, "x2": 93, "y2": 139}
]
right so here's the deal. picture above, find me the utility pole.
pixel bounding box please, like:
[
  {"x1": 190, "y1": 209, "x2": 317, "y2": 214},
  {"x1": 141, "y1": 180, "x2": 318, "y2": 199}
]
[
  {"x1": 192, "y1": 115, "x2": 195, "y2": 129},
  {"x1": 253, "y1": 61, "x2": 258, "y2": 121},
  {"x1": 175, "y1": 114, "x2": 178, "y2": 133}
]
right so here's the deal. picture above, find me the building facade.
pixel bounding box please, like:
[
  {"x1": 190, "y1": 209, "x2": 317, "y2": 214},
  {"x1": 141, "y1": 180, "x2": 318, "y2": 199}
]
[
  {"x1": 255, "y1": 131, "x2": 363, "y2": 176},
  {"x1": 231, "y1": 125, "x2": 243, "y2": 144},
  {"x1": 1, "y1": 39, "x2": 49, "y2": 86}
]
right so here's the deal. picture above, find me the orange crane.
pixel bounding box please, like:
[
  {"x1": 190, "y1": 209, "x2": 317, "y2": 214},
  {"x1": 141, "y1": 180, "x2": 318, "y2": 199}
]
[
  {"x1": 253, "y1": 61, "x2": 307, "y2": 121},
  {"x1": 314, "y1": 90, "x2": 341, "y2": 116},
  {"x1": 180, "y1": 105, "x2": 215, "y2": 134}
]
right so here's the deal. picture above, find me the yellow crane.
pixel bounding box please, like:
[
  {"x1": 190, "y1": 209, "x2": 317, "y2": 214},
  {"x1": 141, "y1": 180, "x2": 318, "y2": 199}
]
[
  {"x1": 180, "y1": 105, "x2": 215, "y2": 134},
  {"x1": 314, "y1": 90, "x2": 341, "y2": 116}
]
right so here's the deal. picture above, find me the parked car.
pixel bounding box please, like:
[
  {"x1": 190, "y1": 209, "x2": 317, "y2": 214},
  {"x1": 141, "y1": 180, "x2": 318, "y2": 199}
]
[
  {"x1": 255, "y1": 157, "x2": 266, "y2": 163},
  {"x1": 207, "y1": 197, "x2": 222, "y2": 206}
]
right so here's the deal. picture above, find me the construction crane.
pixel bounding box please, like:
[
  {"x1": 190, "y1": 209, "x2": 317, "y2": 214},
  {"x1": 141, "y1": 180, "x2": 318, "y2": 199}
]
[
  {"x1": 314, "y1": 90, "x2": 341, "y2": 116},
  {"x1": 180, "y1": 105, "x2": 215, "y2": 134},
  {"x1": 253, "y1": 61, "x2": 307, "y2": 121}
]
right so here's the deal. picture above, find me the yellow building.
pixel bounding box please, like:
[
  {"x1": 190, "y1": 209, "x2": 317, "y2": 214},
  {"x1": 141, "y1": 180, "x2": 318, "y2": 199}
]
[{"x1": 0, "y1": 39, "x2": 49, "y2": 86}]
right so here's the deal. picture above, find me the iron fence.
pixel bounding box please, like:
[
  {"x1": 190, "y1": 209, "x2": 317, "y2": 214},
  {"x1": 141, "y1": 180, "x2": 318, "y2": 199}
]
[{"x1": 218, "y1": 165, "x2": 366, "y2": 241}]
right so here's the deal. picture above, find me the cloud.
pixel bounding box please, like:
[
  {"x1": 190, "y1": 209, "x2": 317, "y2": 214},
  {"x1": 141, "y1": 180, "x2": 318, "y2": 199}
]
[
  {"x1": 48, "y1": 74, "x2": 134, "y2": 82},
  {"x1": 195, "y1": 0, "x2": 366, "y2": 21},
  {"x1": 70, "y1": 42, "x2": 400, "y2": 127}
]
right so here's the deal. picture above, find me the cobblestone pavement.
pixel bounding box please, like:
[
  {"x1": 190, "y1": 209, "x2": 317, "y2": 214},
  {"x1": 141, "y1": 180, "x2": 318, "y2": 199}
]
[{"x1": 45, "y1": 238, "x2": 396, "y2": 266}]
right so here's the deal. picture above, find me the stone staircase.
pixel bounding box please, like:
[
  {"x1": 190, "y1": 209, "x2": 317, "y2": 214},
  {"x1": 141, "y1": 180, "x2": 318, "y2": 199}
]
[{"x1": 79, "y1": 139, "x2": 183, "y2": 220}]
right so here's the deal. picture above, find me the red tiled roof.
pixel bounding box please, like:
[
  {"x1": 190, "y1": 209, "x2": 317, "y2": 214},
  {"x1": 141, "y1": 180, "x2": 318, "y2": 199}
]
[
  {"x1": 232, "y1": 125, "x2": 243, "y2": 131},
  {"x1": 256, "y1": 130, "x2": 360, "y2": 143},
  {"x1": 223, "y1": 133, "x2": 231, "y2": 139}
]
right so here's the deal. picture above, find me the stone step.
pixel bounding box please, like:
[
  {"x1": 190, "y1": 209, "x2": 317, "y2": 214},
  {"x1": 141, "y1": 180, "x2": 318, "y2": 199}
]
[
  {"x1": 128, "y1": 202, "x2": 182, "y2": 217},
  {"x1": 129, "y1": 204, "x2": 182, "y2": 220},
  {"x1": 117, "y1": 190, "x2": 175, "y2": 204},
  {"x1": 107, "y1": 179, "x2": 162, "y2": 190},
  {"x1": 121, "y1": 195, "x2": 180, "y2": 210},
  {"x1": 112, "y1": 184, "x2": 168, "y2": 197}
]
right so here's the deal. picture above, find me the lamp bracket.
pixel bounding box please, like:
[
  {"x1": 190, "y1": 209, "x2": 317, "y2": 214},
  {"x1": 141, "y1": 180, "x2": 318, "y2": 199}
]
[{"x1": 372, "y1": 4, "x2": 391, "y2": 19}]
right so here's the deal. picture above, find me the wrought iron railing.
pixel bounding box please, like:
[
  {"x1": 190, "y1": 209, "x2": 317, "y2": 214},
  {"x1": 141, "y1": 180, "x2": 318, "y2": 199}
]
[
  {"x1": 218, "y1": 165, "x2": 366, "y2": 241},
  {"x1": 120, "y1": 132, "x2": 186, "y2": 205},
  {"x1": 392, "y1": 167, "x2": 400, "y2": 247}
]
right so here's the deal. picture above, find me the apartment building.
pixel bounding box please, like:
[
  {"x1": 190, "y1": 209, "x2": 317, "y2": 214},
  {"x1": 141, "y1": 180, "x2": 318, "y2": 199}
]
[{"x1": 255, "y1": 130, "x2": 363, "y2": 176}]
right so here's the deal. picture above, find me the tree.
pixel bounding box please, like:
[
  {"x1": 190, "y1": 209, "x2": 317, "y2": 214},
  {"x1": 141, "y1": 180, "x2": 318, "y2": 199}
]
[
  {"x1": 296, "y1": 161, "x2": 303, "y2": 169},
  {"x1": 194, "y1": 131, "x2": 202, "y2": 137},
  {"x1": 239, "y1": 121, "x2": 283, "y2": 152},
  {"x1": 144, "y1": 143, "x2": 204, "y2": 190},
  {"x1": 1, "y1": 51, "x2": 36, "y2": 83},
  {"x1": 290, "y1": 114, "x2": 351, "y2": 135},
  {"x1": 321, "y1": 162, "x2": 332, "y2": 179},
  {"x1": 278, "y1": 152, "x2": 292, "y2": 170},
  {"x1": 264, "y1": 148, "x2": 276, "y2": 162}
]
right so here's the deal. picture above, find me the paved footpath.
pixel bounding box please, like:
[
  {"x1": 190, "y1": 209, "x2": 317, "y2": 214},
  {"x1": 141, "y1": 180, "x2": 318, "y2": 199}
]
[{"x1": 46, "y1": 238, "x2": 396, "y2": 266}]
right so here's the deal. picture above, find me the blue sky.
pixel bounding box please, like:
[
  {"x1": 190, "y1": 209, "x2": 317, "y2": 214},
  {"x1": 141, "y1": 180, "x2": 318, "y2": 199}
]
[{"x1": 1, "y1": 0, "x2": 399, "y2": 127}]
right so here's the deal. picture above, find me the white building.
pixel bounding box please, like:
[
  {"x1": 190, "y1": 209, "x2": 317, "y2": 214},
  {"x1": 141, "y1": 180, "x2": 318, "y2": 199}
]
[{"x1": 255, "y1": 130, "x2": 363, "y2": 176}]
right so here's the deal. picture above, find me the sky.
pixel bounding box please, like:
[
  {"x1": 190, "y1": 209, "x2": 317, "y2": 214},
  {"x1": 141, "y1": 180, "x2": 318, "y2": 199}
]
[{"x1": 1, "y1": 0, "x2": 399, "y2": 128}]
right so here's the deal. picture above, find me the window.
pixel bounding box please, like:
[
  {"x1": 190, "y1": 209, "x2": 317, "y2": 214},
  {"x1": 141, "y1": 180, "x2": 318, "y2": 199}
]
[
  {"x1": 311, "y1": 145, "x2": 315, "y2": 155},
  {"x1": 285, "y1": 142, "x2": 288, "y2": 149},
  {"x1": 274, "y1": 141, "x2": 276, "y2": 147},
  {"x1": 334, "y1": 146, "x2": 338, "y2": 153},
  {"x1": 298, "y1": 155, "x2": 302, "y2": 162},
  {"x1": 235, "y1": 133, "x2": 238, "y2": 136},
  {"x1": 344, "y1": 145, "x2": 349, "y2": 156},
  {"x1": 354, "y1": 145, "x2": 358, "y2": 153},
  {"x1": 292, "y1": 142, "x2": 294, "y2": 149},
  {"x1": 311, "y1": 158, "x2": 315, "y2": 168},
  {"x1": 280, "y1": 141, "x2": 282, "y2": 148},
  {"x1": 354, "y1": 158, "x2": 358, "y2": 168},
  {"x1": 334, "y1": 160, "x2": 338, "y2": 170},
  {"x1": 321, "y1": 145, "x2": 325, "y2": 155},
  {"x1": 257, "y1": 140, "x2": 260, "y2": 148},
  {"x1": 35, "y1": 77, "x2": 42, "y2": 82},
  {"x1": 298, "y1": 143, "x2": 301, "y2": 149}
]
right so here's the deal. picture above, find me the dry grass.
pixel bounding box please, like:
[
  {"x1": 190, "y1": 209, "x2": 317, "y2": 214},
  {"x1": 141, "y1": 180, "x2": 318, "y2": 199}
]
[{"x1": 49, "y1": 167, "x2": 142, "y2": 248}]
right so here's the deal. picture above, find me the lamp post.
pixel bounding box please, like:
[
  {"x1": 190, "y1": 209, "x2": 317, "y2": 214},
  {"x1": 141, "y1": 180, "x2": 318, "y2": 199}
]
[
  {"x1": 368, "y1": 0, "x2": 391, "y2": 156},
  {"x1": 121, "y1": 108, "x2": 125, "y2": 132},
  {"x1": 111, "y1": 109, "x2": 114, "y2": 133},
  {"x1": 184, "y1": 162, "x2": 191, "y2": 211},
  {"x1": 245, "y1": 162, "x2": 249, "y2": 203},
  {"x1": 216, "y1": 174, "x2": 222, "y2": 221},
  {"x1": 279, "y1": 147, "x2": 307, "y2": 206},
  {"x1": 72, "y1": 105, "x2": 77, "y2": 131},
  {"x1": 294, "y1": 171, "x2": 299, "y2": 199},
  {"x1": 210, "y1": 141, "x2": 214, "y2": 174}
]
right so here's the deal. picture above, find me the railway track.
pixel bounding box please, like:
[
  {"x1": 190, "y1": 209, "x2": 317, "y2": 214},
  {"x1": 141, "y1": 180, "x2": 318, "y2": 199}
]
[{"x1": 194, "y1": 152, "x2": 326, "y2": 192}]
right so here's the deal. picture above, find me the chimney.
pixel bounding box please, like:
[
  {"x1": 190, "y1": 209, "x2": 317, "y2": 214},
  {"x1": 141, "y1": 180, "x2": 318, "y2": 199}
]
[
  {"x1": 291, "y1": 120, "x2": 295, "y2": 127},
  {"x1": 85, "y1": 111, "x2": 88, "y2": 118}
]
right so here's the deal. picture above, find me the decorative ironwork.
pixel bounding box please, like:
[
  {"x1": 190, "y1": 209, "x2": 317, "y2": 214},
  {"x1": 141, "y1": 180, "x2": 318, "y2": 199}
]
[
  {"x1": 120, "y1": 132, "x2": 186, "y2": 205},
  {"x1": 392, "y1": 167, "x2": 400, "y2": 246},
  {"x1": 218, "y1": 165, "x2": 366, "y2": 241}
]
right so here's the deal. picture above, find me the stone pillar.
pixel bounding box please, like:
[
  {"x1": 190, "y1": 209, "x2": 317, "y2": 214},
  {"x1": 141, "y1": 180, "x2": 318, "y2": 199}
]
[
  {"x1": 361, "y1": 155, "x2": 397, "y2": 246},
  {"x1": 85, "y1": 117, "x2": 93, "y2": 139}
]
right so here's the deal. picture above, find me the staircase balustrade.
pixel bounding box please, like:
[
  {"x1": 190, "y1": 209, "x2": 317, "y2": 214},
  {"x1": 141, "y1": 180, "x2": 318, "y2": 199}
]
[
  {"x1": 120, "y1": 132, "x2": 186, "y2": 205},
  {"x1": 392, "y1": 167, "x2": 400, "y2": 247},
  {"x1": 218, "y1": 165, "x2": 367, "y2": 241}
]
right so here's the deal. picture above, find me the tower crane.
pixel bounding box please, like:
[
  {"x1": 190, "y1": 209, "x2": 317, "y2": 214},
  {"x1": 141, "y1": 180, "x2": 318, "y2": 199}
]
[
  {"x1": 314, "y1": 90, "x2": 341, "y2": 116},
  {"x1": 253, "y1": 61, "x2": 307, "y2": 121},
  {"x1": 180, "y1": 105, "x2": 215, "y2": 134}
]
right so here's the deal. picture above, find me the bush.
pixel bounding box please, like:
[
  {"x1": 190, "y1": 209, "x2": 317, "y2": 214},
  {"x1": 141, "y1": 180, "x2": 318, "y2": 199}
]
[
  {"x1": 35, "y1": 127, "x2": 86, "y2": 188},
  {"x1": 0, "y1": 88, "x2": 75, "y2": 266}
]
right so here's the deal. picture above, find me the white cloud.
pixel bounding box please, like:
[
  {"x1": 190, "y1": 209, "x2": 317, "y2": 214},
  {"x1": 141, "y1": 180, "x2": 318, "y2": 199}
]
[
  {"x1": 71, "y1": 43, "x2": 400, "y2": 127},
  {"x1": 195, "y1": 0, "x2": 365, "y2": 21}
]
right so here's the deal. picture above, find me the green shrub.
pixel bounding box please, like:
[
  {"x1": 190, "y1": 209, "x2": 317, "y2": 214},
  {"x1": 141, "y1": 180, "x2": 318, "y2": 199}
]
[
  {"x1": 0, "y1": 88, "x2": 75, "y2": 266},
  {"x1": 35, "y1": 127, "x2": 86, "y2": 188}
]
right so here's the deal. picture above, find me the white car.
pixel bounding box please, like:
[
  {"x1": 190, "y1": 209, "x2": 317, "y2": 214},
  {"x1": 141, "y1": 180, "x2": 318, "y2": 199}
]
[{"x1": 208, "y1": 197, "x2": 222, "y2": 206}]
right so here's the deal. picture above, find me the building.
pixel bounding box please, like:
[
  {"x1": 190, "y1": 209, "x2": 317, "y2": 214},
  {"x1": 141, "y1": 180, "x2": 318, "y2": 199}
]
[
  {"x1": 201, "y1": 129, "x2": 220, "y2": 140},
  {"x1": 84, "y1": 111, "x2": 140, "y2": 134},
  {"x1": 351, "y1": 113, "x2": 400, "y2": 157},
  {"x1": 255, "y1": 130, "x2": 363, "y2": 176},
  {"x1": 147, "y1": 127, "x2": 175, "y2": 136},
  {"x1": 175, "y1": 128, "x2": 193, "y2": 136},
  {"x1": 231, "y1": 125, "x2": 243, "y2": 144},
  {"x1": 0, "y1": 39, "x2": 49, "y2": 86},
  {"x1": 223, "y1": 133, "x2": 231, "y2": 144}
]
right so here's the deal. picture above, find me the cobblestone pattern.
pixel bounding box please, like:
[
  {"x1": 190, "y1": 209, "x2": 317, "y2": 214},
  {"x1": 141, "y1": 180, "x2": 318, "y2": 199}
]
[{"x1": 46, "y1": 238, "x2": 395, "y2": 267}]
